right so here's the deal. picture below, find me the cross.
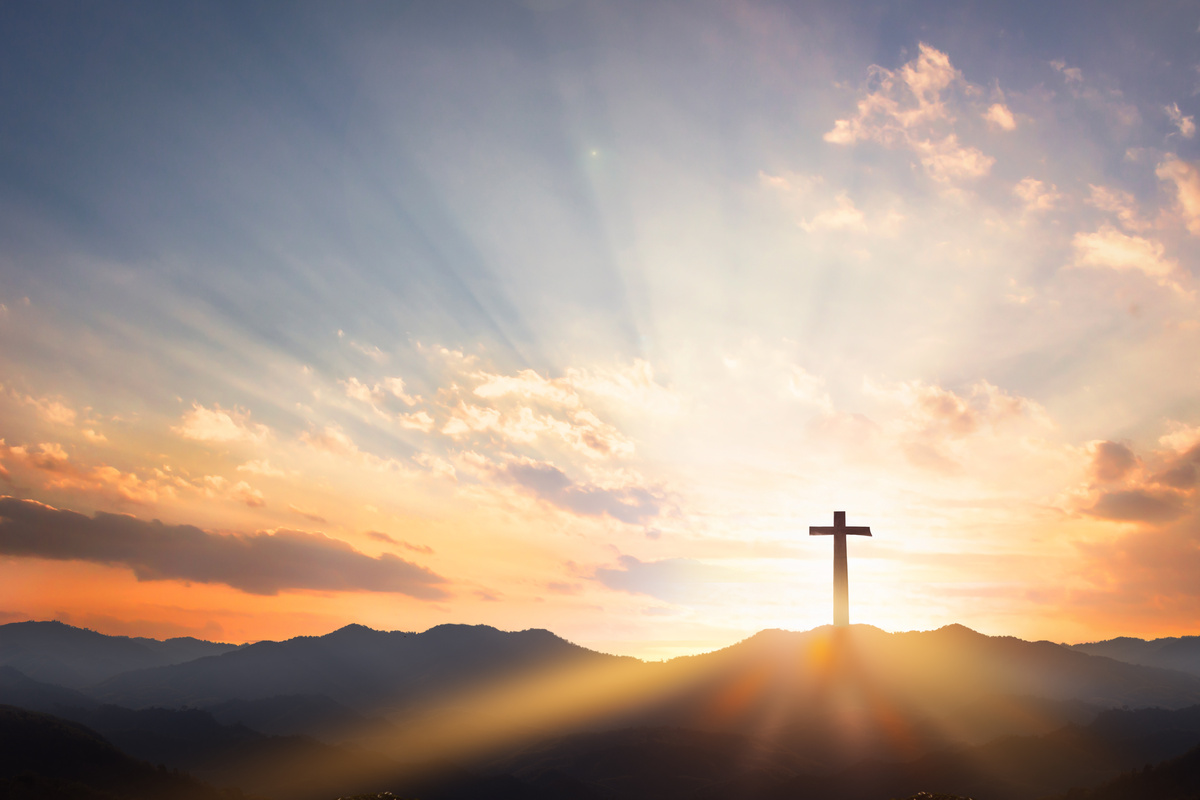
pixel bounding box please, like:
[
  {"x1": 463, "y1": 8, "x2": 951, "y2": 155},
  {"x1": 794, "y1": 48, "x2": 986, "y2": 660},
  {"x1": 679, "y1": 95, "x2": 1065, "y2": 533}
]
[{"x1": 809, "y1": 511, "x2": 872, "y2": 627}]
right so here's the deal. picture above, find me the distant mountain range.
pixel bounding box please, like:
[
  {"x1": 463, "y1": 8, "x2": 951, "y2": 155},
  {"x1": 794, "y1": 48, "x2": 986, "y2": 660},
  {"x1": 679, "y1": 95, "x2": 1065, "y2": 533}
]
[
  {"x1": 1071, "y1": 636, "x2": 1200, "y2": 678},
  {"x1": 0, "y1": 620, "x2": 237, "y2": 688},
  {"x1": 4, "y1": 619, "x2": 1200, "y2": 800},
  {"x1": 90, "y1": 622, "x2": 630, "y2": 712}
]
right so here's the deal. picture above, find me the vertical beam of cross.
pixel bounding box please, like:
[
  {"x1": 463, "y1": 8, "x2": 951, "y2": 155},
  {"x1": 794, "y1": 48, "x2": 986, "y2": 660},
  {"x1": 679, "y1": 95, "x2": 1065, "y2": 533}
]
[{"x1": 809, "y1": 511, "x2": 872, "y2": 626}]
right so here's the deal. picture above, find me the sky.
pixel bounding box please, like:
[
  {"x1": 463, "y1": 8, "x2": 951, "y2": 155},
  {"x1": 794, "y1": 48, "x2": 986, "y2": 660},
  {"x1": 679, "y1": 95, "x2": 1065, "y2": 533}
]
[{"x1": 1, "y1": 0, "x2": 1198, "y2": 660}]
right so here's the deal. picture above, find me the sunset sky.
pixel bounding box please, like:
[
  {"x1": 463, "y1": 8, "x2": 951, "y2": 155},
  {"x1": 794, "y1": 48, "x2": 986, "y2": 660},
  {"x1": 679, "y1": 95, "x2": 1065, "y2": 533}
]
[{"x1": 1, "y1": 1, "x2": 1198, "y2": 659}]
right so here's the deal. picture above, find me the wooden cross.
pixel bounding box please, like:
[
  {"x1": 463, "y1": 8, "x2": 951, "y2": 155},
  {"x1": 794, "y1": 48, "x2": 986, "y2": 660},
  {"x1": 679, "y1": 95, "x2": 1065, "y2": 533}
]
[{"x1": 809, "y1": 511, "x2": 872, "y2": 627}]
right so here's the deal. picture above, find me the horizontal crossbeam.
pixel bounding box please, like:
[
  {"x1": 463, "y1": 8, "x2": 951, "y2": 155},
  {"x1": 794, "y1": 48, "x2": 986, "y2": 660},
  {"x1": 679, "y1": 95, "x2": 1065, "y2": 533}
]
[{"x1": 809, "y1": 526, "x2": 872, "y2": 536}]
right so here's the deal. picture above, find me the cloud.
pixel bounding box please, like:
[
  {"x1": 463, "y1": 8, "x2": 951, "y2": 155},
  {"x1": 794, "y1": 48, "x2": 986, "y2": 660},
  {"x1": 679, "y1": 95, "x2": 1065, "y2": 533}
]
[
  {"x1": 565, "y1": 360, "x2": 681, "y2": 416},
  {"x1": 231, "y1": 481, "x2": 265, "y2": 508},
  {"x1": 0, "y1": 441, "x2": 161, "y2": 503},
  {"x1": 824, "y1": 43, "x2": 994, "y2": 182},
  {"x1": 866, "y1": 379, "x2": 1049, "y2": 473},
  {"x1": 237, "y1": 459, "x2": 287, "y2": 477},
  {"x1": 343, "y1": 376, "x2": 433, "y2": 430},
  {"x1": 1013, "y1": 178, "x2": 1062, "y2": 212},
  {"x1": 301, "y1": 425, "x2": 368, "y2": 459},
  {"x1": 300, "y1": 425, "x2": 412, "y2": 473},
  {"x1": 366, "y1": 530, "x2": 435, "y2": 554},
  {"x1": 1070, "y1": 226, "x2": 1179, "y2": 287},
  {"x1": 871, "y1": 379, "x2": 1042, "y2": 439},
  {"x1": 1073, "y1": 427, "x2": 1200, "y2": 524},
  {"x1": 0, "y1": 497, "x2": 449, "y2": 598},
  {"x1": 983, "y1": 102, "x2": 1016, "y2": 130},
  {"x1": 1165, "y1": 103, "x2": 1196, "y2": 138},
  {"x1": 1156, "y1": 156, "x2": 1200, "y2": 235},
  {"x1": 173, "y1": 403, "x2": 269, "y2": 444},
  {"x1": 289, "y1": 504, "x2": 326, "y2": 523},
  {"x1": 442, "y1": 395, "x2": 633, "y2": 460},
  {"x1": 349, "y1": 340, "x2": 388, "y2": 363},
  {"x1": 1050, "y1": 59, "x2": 1083, "y2": 85},
  {"x1": 1159, "y1": 422, "x2": 1200, "y2": 455},
  {"x1": 1150, "y1": 462, "x2": 1196, "y2": 490},
  {"x1": 497, "y1": 459, "x2": 663, "y2": 524},
  {"x1": 474, "y1": 369, "x2": 581, "y2": 407},
  {"x1": 1086, "y1": 488, "x2": 1188, "y2": 523},
  {"x1": 800, "y1": 193, "x2": 867, "y2": 232},
  {"x1": 20, "y1": 395, "x2": 76, "y2": 426},
  {"x1": 787, "y1": 366, "x2": 834, "y2": 412},
  {"x1": 397, "y1": 411, "x2": 436, "y2": 432},
  {"x1": 1087, "y1": 185, "x2": 1148, "y2": 232},
  {"x1": 82, "y1": 429, "x2": 107, "y2": 444},
  {"x1": 1089, "y1": 441, "x2": 1138, "y2": 483}
]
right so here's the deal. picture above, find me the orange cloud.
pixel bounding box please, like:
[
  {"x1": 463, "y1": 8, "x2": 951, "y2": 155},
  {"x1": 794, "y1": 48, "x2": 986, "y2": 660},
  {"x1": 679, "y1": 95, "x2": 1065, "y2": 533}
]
[
  {"x1": 0, "y1": 440, "x2": 161, "y2": 504},
  {"x1": 1088, "y1": 441, "x2": 1138, "y2": 484},
  {"x1": 173, "y1": 403, "x2": 270, "y2": 443},
  {"x1": 824, "y1": 43, "x2": 995, "y2": 182}
]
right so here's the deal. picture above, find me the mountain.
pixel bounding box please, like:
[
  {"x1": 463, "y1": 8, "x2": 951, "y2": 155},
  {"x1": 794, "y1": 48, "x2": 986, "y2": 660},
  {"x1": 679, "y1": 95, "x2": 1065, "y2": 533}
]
[
  {"x1": 0, "y1": 621, "x2": 238, "y2": 688},
  {"x1": 9, "y1": 621, "x2": 1200, "y2": 800},
  {"x1": 1045, "y1": 740, "x2": 1200, "y2": 800},
  {"x1": 0, "y1": 704, "x2": 231, "y2": 800},
  {"x1": 203, "y1": 694, "x2": 399, "y2": 742},
  {"x1": 0, "y1": 664, "x2": 99, "y2": 714},
  {"x1": 80, "y1": 622, "x2": 1200, "y2": 770},
  {"x1": 485, "y1": 705, "x2": 1200, "y2": 800},
  {"x1": 582, "y1": 625, "x2": 1200, "y2": 767},
  {"x1": 1071, "y1": 635, "x2": 1200, "y2": 678},
  {"x1": 92, "y1": 623, "x2": 633, "y2": 711}
]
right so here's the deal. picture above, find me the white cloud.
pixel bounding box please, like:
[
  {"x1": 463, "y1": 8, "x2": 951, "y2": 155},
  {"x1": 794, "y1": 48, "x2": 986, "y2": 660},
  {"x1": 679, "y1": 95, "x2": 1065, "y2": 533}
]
[
  {"x1": 21, "y1": 395, "x2": 76, "y2": 426},
  {"x1": 172, "y1": 403, "x2": 269, "y2": 444},
  {"x1": 381, "y1": 377, "x2": 417, "y2": 405},
  {"x1": 787, "y1": 366, "x2": 833, "y2": 412},
  {"x1": 300, "y1": 425, "x2": 410, "y2": 472},
  {"x1": 911, "y1": 134, "x2": 994, "y2": 181},
  {"x1": 825, "y1": 43, "x2": 994, "y2": 182},
  {"x1": 398, "y1": 410, "x2": 436, "y2": 433},
  {"x1": 1070, "y1": 225, "x2": 1179, "y2": 287},
  {"x1": 350, "y1": 340, "x2": 388, "y2": 363},
  {"x1": 81, "y1": 429, "x2": 108, "y2": 444},
  {"x1": 1156, "y1": 156, "x2": 1200, "y2": 235},
  {"x1": 343, "y1": 376, "x2": 378, "y2": 405},
  {"x1": 237, "y1": 459, "x2": 287, "y2": 477},
  {"x1": 1050, "y1": 59, "x2": 1083, "y2": 85},
  {"x1": 800, "y1": 193, "x2": 867, "y2": 232},
  {"x1": 1087, "y1": 184, "x2": 1148, "y2": 232},
  {"x1": 1013, "y1": 178, "x2": 1063, "y2": 213},
  {"x1": 231, "y1": 481, "x2": 264, "y2": 507},
  {"x1": 864, "y1": 379, "x2": 1052, "y2": 473},
  {"x1": 1159, "y1": 421, "x2": 1200, "y2": 455},
  {"x1": 983, "y1": 103, "x2": 1016, "y2": 130},
  {"x1": 343, "y1": 376, "x2": 426, "y2": 425},
  {"x1": 474, "y1": 369, "x2": 580, "y2": 407},
  {"x1": 1165, "y1": 103, "x2": 1196, "y2": 138}
]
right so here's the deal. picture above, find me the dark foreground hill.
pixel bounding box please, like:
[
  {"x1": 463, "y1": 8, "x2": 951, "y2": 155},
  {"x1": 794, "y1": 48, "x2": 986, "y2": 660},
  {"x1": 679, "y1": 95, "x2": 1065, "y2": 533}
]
[
  {"x1": 0, "y1": 621, "x2": 237, "y2": 688},
  {"x1": 481, "y1": 705, "x2": 1200, "y2": 800},
  {"x1": 0, "y1": 704, "x2": 233, "y2": 800},
  {"x1": 1045, "y1": 740, "x2": 1200, "y2": 800}
]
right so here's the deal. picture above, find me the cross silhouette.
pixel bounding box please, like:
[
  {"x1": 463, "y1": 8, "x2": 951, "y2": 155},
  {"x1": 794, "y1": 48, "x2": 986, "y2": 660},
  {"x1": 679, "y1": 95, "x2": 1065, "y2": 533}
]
[{"x1": 809, "y1": 511, "x2": 872, "y2": 626}]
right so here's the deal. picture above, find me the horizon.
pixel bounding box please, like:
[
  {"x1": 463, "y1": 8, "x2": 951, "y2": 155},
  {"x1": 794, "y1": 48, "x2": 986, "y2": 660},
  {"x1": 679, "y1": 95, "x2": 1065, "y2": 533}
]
[
  {"x1": 4, "y1": 614, "x2": 1188, "y2": 661},
  {"x1": 2, "y1": 1, "x2": 1199, "y2": 663}
]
